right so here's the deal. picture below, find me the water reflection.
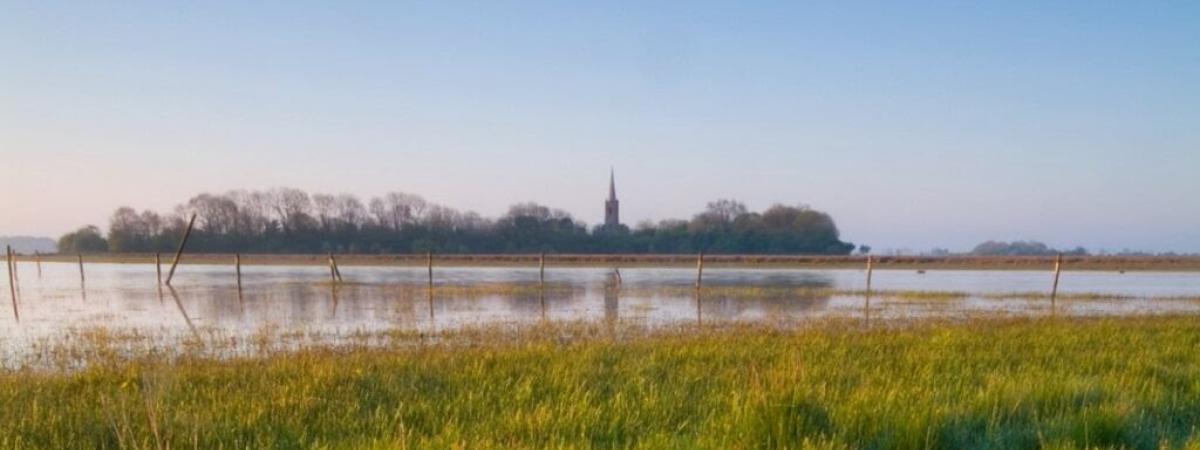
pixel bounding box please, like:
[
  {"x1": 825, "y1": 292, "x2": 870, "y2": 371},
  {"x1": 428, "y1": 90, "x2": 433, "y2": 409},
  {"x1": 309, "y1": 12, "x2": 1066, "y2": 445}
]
[
  {"x1": 167, "y1": 286, "x2": 199, "y2": 339},
  {"x1": 1, "y1": 262, "x2": 1199, "y2": 357}
]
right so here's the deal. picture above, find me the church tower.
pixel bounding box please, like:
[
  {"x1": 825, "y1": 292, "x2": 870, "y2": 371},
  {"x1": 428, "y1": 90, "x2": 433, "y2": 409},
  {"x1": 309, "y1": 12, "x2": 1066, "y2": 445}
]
[{"x1": 604, "y1": 168, "x2": 620, "y2": 227}]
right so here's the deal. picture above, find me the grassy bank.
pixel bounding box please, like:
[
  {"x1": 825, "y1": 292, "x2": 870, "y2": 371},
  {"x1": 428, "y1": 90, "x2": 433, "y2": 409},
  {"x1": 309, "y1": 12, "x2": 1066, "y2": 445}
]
[
  {"x1": 3, "y1": 317, "x2": 1200, "y2": 449},
  {"x1": 19, "y1": 252, "x2": 1200, "y2": 271}
]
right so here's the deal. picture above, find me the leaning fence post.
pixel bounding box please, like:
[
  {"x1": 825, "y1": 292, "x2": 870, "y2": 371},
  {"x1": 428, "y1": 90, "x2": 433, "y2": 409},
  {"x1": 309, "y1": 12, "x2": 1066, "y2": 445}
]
[
  {"x1": 327, "y1": 253, "x2": 338, "y2": 285},
  {"x1": 695, "y1": 252, "x2": 704, "y2": 289},
  {"x1": 77, "y1": 253, "x2": 85, "y2": 285},
  {"x1": 6, "y1": 246, "x2": 17, "y2": 321},
  {"x1": 155, "y1": 253, "x2": 163, "y2": 285},
  {"x1": 164, "y1": 214, "x2": 197, "y2": 286},
  {"x1": 1050, "y1": 253, "x2": 1063, "y2": 303},
  {"x1": 332, "y1": 254, "x2": 344, "y2": 283},
  {"x1": 9, "y1": 249, "x2": 18, "y2": 288}
]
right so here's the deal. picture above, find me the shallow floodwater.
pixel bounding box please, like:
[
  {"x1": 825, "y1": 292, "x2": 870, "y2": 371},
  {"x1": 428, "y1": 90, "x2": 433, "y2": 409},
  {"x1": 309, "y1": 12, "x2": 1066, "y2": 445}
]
[{"x1": 2, "y1": 262, "x2": 1200, "y2": 360}]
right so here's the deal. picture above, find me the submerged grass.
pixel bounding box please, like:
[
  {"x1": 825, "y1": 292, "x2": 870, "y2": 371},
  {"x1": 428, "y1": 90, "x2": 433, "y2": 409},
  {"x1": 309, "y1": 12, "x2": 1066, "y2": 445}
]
[{"x1": 2, "y1": 316, "x2": 1200, "y2": 448}]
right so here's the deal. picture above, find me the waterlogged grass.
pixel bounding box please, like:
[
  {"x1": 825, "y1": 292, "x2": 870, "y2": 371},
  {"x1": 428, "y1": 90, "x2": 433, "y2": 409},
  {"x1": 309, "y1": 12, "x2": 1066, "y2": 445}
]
[{"x1": 3, "y1": 317, "x2": 1200, "y2": 449}]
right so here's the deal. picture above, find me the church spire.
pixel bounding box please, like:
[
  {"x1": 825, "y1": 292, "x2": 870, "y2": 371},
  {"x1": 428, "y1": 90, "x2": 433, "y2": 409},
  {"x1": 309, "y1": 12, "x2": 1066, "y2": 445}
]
[
  {"x1": 608, "y1": 167, "x2": 616, "y2": 201},
  {"x1": 604, "y1": 168, "x2": 620, "y2": 227}
]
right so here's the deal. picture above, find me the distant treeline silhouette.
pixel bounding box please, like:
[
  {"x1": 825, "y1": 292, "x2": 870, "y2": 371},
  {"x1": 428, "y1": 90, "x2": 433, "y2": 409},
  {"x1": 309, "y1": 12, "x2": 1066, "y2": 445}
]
[
  {"x1": 969, "y1": 240, "x2": 1089, "y2": 256},
  {"x1": 57, "y1": 188, "x2": 856, "y2": 255}
]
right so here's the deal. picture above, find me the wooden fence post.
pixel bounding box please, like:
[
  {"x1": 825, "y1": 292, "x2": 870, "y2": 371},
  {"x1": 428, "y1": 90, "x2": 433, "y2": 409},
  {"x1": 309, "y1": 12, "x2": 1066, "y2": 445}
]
[
  {"x1": 35, "y1": 251, "x2": 42, "y2": 278},
  {"x1": 155, "y1": 253, "x2": 163, "y2": 285},
  {"x1": 9, "y1": 248, "x2": 18, "y2": 288},
  {"x1": 6, "y1": 246, "x2": 17, "y2": 321},
  {"x1": 1050, "y1": 253, "x2": 1063, "y2": 303},
  {"x1": 235, "y1": 253, "x2": 243, "y2": 292},
  {"x1": 539, "y1": 252, "x2": 546, "y2": 291},
  {"x1": 327, "y1": 253, "x2": 338, "y2": 285},
  {"x1": 695, "y1": 252, "x2": 704, "y2": 289},
  {"x1": 77, "y1": 253, "x2": 85, "y2": 285},
  {"x1": 426, "y1": 251, "x2": 436, "y2": 320},
  {"x1": 164, "y1": 214, "x2": 197, "y2": 286},
  {"x1": 866, "y1": 255, "x2": 875, "y2": 294}
]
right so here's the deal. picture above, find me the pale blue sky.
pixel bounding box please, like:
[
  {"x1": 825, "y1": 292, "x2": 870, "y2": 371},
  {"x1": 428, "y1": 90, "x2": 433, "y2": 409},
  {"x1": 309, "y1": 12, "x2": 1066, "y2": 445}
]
[{"x1": 2, "y1": 1, "x2": 1198, "y2": 252}]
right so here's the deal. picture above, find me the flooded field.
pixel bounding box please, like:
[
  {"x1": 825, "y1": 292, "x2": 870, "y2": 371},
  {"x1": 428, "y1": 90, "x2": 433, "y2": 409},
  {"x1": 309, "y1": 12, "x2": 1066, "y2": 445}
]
[
  {"x1": 5, "y1": 262, "x2": 1200, "y2": 447},
  {"x1": 4, "y1": 262, "x2": 1200, "y2": 352}
]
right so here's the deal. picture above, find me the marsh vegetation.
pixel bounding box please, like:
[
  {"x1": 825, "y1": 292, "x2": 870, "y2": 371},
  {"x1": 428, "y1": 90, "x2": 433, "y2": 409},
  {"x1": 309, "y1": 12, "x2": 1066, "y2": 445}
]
[{"x1": 3, "y1": 316, "x2": 1200, "y2": 448}]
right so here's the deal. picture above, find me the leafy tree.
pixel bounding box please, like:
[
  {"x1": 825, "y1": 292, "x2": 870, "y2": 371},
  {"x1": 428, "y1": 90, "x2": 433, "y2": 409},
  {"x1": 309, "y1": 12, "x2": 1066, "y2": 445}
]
[
  {"x1": 970, "y1": 240, "x2": 1089, "y2": 256},
  {"x1": 57, "y1": 226, "x2": 109, "y2": 253}
]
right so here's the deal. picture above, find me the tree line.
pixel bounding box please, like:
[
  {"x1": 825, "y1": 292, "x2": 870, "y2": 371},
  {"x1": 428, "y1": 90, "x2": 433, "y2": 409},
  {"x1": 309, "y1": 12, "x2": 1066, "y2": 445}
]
[
  {"x1": 57, "y1": 188, "x2": 856, "y2": 255},
  {"x1": 969, "y1": 240, "x2": 1089, "y2": 256}
]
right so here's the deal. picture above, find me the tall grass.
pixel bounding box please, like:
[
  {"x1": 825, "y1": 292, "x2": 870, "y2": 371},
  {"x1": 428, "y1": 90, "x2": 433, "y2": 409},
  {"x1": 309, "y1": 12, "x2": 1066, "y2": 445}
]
[{"x1": 2, "y1": 316, "x2": 1200, "y2": 448}]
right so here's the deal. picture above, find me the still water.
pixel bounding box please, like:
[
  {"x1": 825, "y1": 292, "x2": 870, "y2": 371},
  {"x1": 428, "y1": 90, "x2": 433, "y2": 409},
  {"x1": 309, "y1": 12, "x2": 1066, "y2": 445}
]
[{"x1": 2, "y1": 262, "x2": 1200, "y2": 354}]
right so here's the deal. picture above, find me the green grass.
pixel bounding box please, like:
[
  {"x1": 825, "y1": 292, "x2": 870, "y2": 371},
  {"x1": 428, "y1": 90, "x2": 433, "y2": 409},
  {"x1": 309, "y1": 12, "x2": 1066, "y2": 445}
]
[{"x1": 3, "y1": 316, "x2": 1200, "y2": 449}]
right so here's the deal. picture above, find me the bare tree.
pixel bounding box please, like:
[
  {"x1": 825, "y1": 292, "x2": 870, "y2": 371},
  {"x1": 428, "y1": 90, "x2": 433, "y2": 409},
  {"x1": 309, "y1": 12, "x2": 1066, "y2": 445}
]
[
  {"x1": 334, "y1": 194, "x2": 366, "y2": 229},
  {"x1": 267, "y1": 187, "x2": 313, "y2": 233},
  {"x1": 187, "y1": 193, "x2": 240, "y2": 235},
  {"x1": 369, "y1": 192, "x2": 427, "y2": 230},
  {"x1": 312, "y1": 194, "x2": 337, "y2": 230}
]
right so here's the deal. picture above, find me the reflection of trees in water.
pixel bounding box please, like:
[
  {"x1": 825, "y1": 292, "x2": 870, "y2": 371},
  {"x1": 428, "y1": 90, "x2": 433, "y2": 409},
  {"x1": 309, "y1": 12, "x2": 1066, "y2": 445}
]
[
  {"x1": 699, "y1": 293, "x2": 833, "y2": 321},
  {"x1": 186, "y1": 283, "x2": 427, "y2": 327},
  {"x1": 698, "y1": 277, "x2": 836, "y2": 321},
  {"x1": 637, "y1": 270, "x2": 837, "y2": 289},
  {"x1": 499, "y1": 291, "x2": 544, "y2": 316},
  {"x1": 159, "y1": 275, "x2": 835, "y2": 331},
  {"x1": 495, "y1": 285, "x2": 589, "y2": 317},
  {"x1": 707, "y1": 272, "x2": 835, "y2": 288}
]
